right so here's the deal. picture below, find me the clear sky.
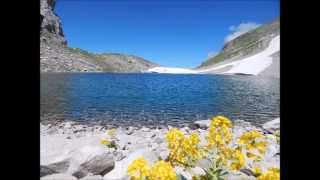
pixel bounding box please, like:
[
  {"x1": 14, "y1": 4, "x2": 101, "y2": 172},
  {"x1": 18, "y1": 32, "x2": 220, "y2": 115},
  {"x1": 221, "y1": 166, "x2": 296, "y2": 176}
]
[{"x1": 56, "y1": 0, "x2": 279, "y2": 68}]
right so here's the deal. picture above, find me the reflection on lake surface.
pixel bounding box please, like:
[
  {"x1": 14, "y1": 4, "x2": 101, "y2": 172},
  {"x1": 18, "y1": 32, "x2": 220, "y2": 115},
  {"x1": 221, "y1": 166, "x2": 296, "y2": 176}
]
[{"x1": 41, "y1": 73, "x2": 279, "y2": 127}]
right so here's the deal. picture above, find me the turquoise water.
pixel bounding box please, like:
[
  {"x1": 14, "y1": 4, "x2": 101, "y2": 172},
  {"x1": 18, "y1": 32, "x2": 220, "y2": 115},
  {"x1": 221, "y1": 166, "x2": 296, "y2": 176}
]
[{"x1": 41, "y1": 73, "x2": 279, "y2": 127}]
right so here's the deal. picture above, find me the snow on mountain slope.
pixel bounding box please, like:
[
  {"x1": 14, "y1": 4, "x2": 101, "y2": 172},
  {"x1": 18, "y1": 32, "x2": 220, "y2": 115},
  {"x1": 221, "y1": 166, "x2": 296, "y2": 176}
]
[
  {"x1": 147, "y1": 67, "x2": 198, "y2": 74},
  {"x1": 197, "y1": 35, "x2": 280, "y2": 75}
]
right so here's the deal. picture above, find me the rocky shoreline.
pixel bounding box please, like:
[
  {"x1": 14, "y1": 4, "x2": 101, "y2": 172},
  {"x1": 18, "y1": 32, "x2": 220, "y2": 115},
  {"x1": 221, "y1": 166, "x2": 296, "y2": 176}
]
[{"x1": 41, "y1": 118, "x2": 279, "y2": 180}]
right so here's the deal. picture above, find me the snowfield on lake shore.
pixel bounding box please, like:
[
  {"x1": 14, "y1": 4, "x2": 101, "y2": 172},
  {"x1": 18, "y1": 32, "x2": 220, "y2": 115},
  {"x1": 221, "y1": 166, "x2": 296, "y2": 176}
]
[{"x1": 147, "y1": 35, "x2": 280, "y2": 76}]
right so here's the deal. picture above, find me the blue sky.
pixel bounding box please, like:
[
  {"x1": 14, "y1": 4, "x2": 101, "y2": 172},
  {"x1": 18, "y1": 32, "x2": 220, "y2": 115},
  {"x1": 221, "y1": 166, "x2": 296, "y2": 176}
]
[{"x1": 56, "y1": 0, "x2": 279, "y2": 68}]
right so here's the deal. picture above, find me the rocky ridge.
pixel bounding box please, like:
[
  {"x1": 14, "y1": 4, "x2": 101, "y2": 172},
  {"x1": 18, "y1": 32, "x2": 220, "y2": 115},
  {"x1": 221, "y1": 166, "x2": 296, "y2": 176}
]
[{"x1": 40, "y1": 0, "x2": 157, "y2": 72}]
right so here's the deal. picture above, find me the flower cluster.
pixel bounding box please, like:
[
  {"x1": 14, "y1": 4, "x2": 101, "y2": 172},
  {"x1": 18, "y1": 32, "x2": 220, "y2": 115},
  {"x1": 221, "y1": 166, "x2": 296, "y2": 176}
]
[
  {"x1": 257, "y1": 167, "x2": 280, "y2": 180},
  {"x1": 126, "y1": 115, "x2": 279, "y2": 180},
  {"x1": 127, "y1": 157, "x2": 150, "y2": 179},
  {"x1": 166, "y1": 128, "x2": 203, "y2": 166},
  {"x1": 127, "y1": 157, "x2": 176, "y2": 180},
  {"x1": 149, "y1": 160, "x2": 177, "y2": 180},
  {"x1": 228, "y1": 148, "x2": 245, "y2": 170},
  {"x1": 206, "y1": 115, "x2": 232, "y2": 150},
  {"x1": 237, "y1": 130, "x2": 268, "y2": 161}
]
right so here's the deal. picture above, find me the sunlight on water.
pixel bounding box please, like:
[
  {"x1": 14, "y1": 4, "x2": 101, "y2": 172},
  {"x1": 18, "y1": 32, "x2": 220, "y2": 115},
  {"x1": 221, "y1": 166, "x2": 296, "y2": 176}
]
[{"x1": 41, "y1": 73, "x2": 279, "y2": 127}]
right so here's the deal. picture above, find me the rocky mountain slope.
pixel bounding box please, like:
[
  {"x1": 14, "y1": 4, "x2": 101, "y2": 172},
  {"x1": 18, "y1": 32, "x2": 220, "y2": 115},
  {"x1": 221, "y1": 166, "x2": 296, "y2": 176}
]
[
  {"x1": 40, "y1": 0, "x2": 157, "y2": 72},
  {"x1": 197, "y1": 18, "x2": 280, "y2": 71}
]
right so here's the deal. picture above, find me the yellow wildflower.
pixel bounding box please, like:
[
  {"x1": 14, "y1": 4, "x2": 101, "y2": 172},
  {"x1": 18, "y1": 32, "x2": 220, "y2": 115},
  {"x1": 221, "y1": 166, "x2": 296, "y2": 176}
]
[
  {"x1": 252, "y1": 167, "x2": 262, "y2": 176},
  {"x1": 166, "y1": 128, "x2": 203, "y2": 166},
  {"x1": 206, "y1": 116, "x2": 233, "y2": 149},
  {"x1": 100, "y1": 139, "x2": 111, "y2": 146},
  {"x1": 257, "y1": 167, "x2": 280, "y2": 180},
  {"x1": 229, "y1": 149, "x2": 245, "y2": 171},
  {"x1": 237, "y1": 130, "x2": 268, "y2": 161},
  {"x1": 149, "y1": 160, "x2": 177, "y2": 180},
  {"x1": 127, "y1": 157, "x2": 151, "y2": 180}
]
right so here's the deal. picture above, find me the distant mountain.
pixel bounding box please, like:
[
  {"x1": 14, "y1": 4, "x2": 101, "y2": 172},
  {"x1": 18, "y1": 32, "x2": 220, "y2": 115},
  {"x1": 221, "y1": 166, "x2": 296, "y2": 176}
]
[
  {"x1": 40, "y1": 0, "x2": 157, "y2": 72},
  {"x1": 197, "y1": 18, "x2": 280, "y2": 69}
]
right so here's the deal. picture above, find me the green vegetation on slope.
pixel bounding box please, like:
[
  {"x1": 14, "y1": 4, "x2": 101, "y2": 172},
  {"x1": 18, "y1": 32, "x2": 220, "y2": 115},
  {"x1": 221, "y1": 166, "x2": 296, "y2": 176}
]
[
  {"x1": 67, "y1": 47, "x2": 157, "y2": 72},
  {"x1": 198, "y1": 18, "x2": 279, "y2": 68}
]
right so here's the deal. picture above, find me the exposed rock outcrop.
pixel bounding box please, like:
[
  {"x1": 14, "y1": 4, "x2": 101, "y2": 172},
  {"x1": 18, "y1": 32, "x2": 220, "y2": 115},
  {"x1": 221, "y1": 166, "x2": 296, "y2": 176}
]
[
  {"x1": 40, "y1": 0, "x2": 157, "y2": 72},
  {"x1": 40, "y1": 0, "x2": 66, "y2": 46}
]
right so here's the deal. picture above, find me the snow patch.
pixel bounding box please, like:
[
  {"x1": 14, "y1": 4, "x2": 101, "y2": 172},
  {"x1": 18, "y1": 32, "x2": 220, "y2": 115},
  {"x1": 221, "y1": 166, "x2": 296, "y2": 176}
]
[
  {"x1": 146, "y1": 35, "x2": 279, "y2": 76},
  {"x1": 147, "y1": 67, "x2": 198, "y2": 74},
  {"x1": 198, "y1": 35, "x2": 280, "y2": 75}
]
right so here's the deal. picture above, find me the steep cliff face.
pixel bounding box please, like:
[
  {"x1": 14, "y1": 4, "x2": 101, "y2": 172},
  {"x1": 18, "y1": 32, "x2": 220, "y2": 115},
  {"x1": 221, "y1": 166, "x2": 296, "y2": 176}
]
[
  {"x1": 40, "y1": 0, "x2": 157, "y2": 72},
  {"x1": 198, "y1": 18, "x2": 280, "y2": 68},
  {"x1": 40, "y1": 0, "x2": 66, "y2": 46}
]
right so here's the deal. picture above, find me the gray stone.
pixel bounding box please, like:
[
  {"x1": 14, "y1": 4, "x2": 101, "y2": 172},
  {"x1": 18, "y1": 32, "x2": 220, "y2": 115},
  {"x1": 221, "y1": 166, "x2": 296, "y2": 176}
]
[
  {"x1": 40, "y1": 166, "x2": 57, "y2": 177},
  {"x1": 46, "y1": 159, "x2": 70, "y2": 173},
  {"x1": 193, "y1": 120, "x2": 211, "y2": 129},
  {"x1": 41, "y1": 173, "x2": 77, "y2": 180},
  {"x1": 80, "y1": 175, "x2": 103, "y2": 180},
  {"x1": 154, "y1": 137, "x2": 163, "y2": 144},
  {"x1": 141, "y1": 126, "x2": 150, "y2": 132},
  {"x1": 158, "y1": 149, "x2": 170, "y2": 160},
  {"x1": 64, "y1": 122, "x2": 72, "y2": 129},
  {"x1": 175, "y1": 166, "x2": 192, "y2": 180},
  {"x1": 72, "y1": 153, "x2": 115, "y2": 178}
]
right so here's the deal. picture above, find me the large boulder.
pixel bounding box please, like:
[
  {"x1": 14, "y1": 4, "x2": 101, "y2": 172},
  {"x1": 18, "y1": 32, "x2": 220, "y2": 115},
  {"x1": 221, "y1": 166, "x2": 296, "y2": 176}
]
[
  {"x1": 103, "y1": 149, "x2": 158, "y2": 180},
  {"x1": 72, "y1": 153, "x2": 114, "y2": 178},
  {"x1": 41, "y1": 173, "x2": 77, "y2": 180},
  {"x1": 41, "y1": 135, "x2": 115, "y2": 178},
  {"x1": 262, "y1": 118, "x2": 280, "y2": 132},
  {"x1": 40, "y1": 166, "x2": 57, "y2": 177}
]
